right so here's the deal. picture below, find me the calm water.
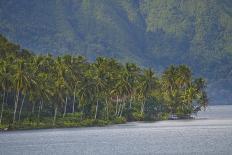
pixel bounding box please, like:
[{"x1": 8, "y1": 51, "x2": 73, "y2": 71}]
[{"x1": 1, "y1": 105, "x2": 232, "y2": 155}]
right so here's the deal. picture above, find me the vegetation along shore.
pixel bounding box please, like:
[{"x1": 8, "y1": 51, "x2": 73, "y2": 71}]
[{"x1": 0, "y1": 35, "x2": 208, "y2": 130}]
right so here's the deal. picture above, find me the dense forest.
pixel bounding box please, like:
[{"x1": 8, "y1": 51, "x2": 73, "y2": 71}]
[
  {"x1": 0, "y1": 0, "x2": 231, "y2": 104},
  {"x1": 0, "y1": 35, "x2": 208, "y2": 130}
]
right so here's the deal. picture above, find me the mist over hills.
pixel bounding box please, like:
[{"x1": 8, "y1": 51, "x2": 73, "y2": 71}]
[{"x1": 0, "y1": 0, "x2": 231, "y2": 104}]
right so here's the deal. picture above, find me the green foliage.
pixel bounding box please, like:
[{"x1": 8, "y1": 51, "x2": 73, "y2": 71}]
[
  {"x1": 0, "y1": 124, "x2": 8, "y2": 130},
  {"x1": 0, "y1": 34, "x2": 209, "y2": 130},
  {"x1": 144, "y1": 97, "x2": 163, "y2": 121},
  {"x1": 0, "y1": 0, "x2": 231, "y2": 105},
  {"x1": 131, "y1": 112, "x2": 144, "y2": 121},
  {"x1": 112, "y1": 117, "x2": 126, "y2": 124}
]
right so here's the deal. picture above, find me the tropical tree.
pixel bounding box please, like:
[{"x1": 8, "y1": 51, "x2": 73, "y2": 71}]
[
  {"x1": 138, "y1": 68, "x2": 157, "y2": 114},
  {"x1": 12, "y1": 59, "x2": 31, "y2": 123},
  {"x1": 0, "y1": 60, "x2": 12, "y2": 124}
]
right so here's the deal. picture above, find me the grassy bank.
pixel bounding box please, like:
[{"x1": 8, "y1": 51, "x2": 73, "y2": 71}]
[
  {"x1": 0, "y1": 112, "x2": 195, "y2": 131},
  {"x1": 0, "y1": 111, "x2": 171, "y2": 131},
  {"x1": 0, "y1": 114, "x2": 127, "y2": 131}
]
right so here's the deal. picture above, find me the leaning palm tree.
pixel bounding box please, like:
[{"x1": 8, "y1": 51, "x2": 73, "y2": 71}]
[{"x1": 18, "y1": 59, "x2": 37, "y2": 121}]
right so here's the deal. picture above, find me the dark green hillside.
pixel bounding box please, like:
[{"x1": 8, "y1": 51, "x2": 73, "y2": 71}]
[{"x1": 0, "y1": 0, "x2": 231, "y2": 104}]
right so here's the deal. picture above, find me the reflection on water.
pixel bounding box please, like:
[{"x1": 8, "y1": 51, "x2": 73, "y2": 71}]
[{"x1": 0, "y1": 105, "x2": 232, "y2": 155}]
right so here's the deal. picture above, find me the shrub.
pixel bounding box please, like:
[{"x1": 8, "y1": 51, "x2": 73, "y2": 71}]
[
  {"x1": 0, "y1": 124, "x2": 8, "y2": 130},
  {"x1": 159, "y1": 113, "x2": 169, "y2": 120},
  {"x1": 132, "y1": 112, "x2": 144, "y2": 121},
  {"x1": 80, "y1": 119, "x2": 95, "y2": 126},
  {"x1": 66, "y1": 112, "x2": 83, "y2": 118},
  {"x1": 112, "y1": 117, "x2": 126, "y2": 124}
]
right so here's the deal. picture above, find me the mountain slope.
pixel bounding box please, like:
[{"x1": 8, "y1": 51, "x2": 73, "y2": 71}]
[{"x1": 0, "y1": 0, "x2": 231, "y2": 104}]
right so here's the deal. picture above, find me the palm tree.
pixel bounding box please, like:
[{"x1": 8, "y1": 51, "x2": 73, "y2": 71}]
[
  {"x1": 92, "y1": 67, "x2": 107, "y2": 119},
  {"x1": 77, "y1": 75, "x2": 95, "y2": 119},
  {"x1": 12, "y1": 59, "x2": 31, "y2": 123},
  {"x1": 0, "y1": 60, "x2": 11, "y2": 124},
  {"x1": 113, "y1": 66, "x2": 134, "y2": 117},
  {"x1": 161, "y1": 65, "x2": 177, "y2": 113},
  {"x1": 18, "y1": 59, "x2": 37, "y2": 121},
  {"x1": 194, "y1": 78, "x2": 208, "y2": 109},
  {"x1": 176, "y1": 65, "x2": 192, "y2": 89},
  {"x1": 137, "y1": 68, "x2": 157, "y2": 114},
  {"x1": 52, "y1": 56, "x2": 67, "y2": 125},
  {"x1": 68, "y1": 56, "x2": 87, "y2": 113}
]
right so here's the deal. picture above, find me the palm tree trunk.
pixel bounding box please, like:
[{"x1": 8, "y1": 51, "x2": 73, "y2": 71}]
[
  {"x1": 72, "y1": 86, "x2": 76, "y2": 113},
  {"x1": 120, "y1": 102, "x2": 125, "y2": 117},
  {"x1": 0, "y1": 90, "x2": 6, "y2": 124},
  {"x1": 18, "y1": 95, "x2": 26, "y2": 121},
  {"x1": 13, "y1": 90, "x2": 20, "y2": 124},
  {"x1": 53, "y1": 105, "x2": 58, "y2": 126},
  {"x1": 37, "y1": 100, "x2": 43, "y2": 125},
  {"x1": 81, "y1": 106, "x2": 84, "y2": 120},
  {"x1": 94, "y1": 100, "x2": 99, "y2": 120},
  {"x1": 63, "y1": 96, "x2": 68, "y2": 118},
  {"x1": 38, "y1": 100, "x2": 42, "y2": 118},
  {"x1": 105, "y1": 98, "x2": 109, "y2": 120},
  {"x1": 129, "y1": 96, "x2": 132, "y2": 109},
  {"x1": 32, "y1": 102, "x2": 35, "y2": 114},
  {"x1": 117, "y1": 103, "x2": 121, "y2": 117},
  {"x1": 115, "y1": 96, "x2": 119, "y2": 116},
  {"x1": 140, "y1": 101, "x2": 145, "y2": 114}
]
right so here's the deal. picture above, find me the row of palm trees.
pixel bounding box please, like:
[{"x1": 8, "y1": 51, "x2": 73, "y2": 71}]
[
  {"x1": 0, "y1": 55, "x2": 208, "y2": 125},
  {"x1": 0, "y1": 36, "x2": 208, "y2": 126}
]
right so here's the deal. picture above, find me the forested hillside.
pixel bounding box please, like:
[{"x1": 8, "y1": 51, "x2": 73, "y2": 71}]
[{"x1": 0, "y1": 0, "x2": 231, "y2": 104}]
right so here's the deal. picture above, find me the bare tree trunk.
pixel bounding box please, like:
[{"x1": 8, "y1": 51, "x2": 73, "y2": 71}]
[
  {"x1": 0, "y1": 90, "x2": 6, "y2": 124},
  {"x1": 13, "y1": 90, "x2": 20, "y2": 124},
  {"x1": 63, "y1": 97, "x2": 68, "y2": 118},
  {"x1": 18, "y1": 95, "x2": 26, "y2": 121},
  {"x1": 94, "y1": 100, "x2": 99, "y2": 120},
  {"x1": 53, "y1": 105, "x2": 58, "y2": 126}
]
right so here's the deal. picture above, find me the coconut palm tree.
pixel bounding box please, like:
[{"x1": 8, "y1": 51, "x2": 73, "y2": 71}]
[
  {"x1": 194, "y1": 78, "x2": 208, "y2": 109},
  {"x1": 138, "y1": 68, "x2": 157, "y2": 114},
  {"x1": 18, "y1": 59, "x2": 37, "y2": 121},
  {"x1": 0, "y1": 60, "x2": 12, "y2": 124},
  {"x1": 92, "y1": 66, "x2": 107, "y2": 119},
  {"x1": 52, "y1": 56, "x2": 68, "y2": 125},
  {"x1": 161, "y1": 65, "x2": 178, "y2": 113},
  {"x1": 12, "y1": 58, "x2": 31, "y2": 123}
]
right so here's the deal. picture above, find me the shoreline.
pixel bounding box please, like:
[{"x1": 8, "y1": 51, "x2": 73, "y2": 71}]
[{"x1": 0, "y1": 117, "x2": 198, "y2": 132}]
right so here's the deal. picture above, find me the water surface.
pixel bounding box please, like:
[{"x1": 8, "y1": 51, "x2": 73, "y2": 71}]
[{"x1": 1, "y1": 105, "x2": 232, "y2": 155}]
